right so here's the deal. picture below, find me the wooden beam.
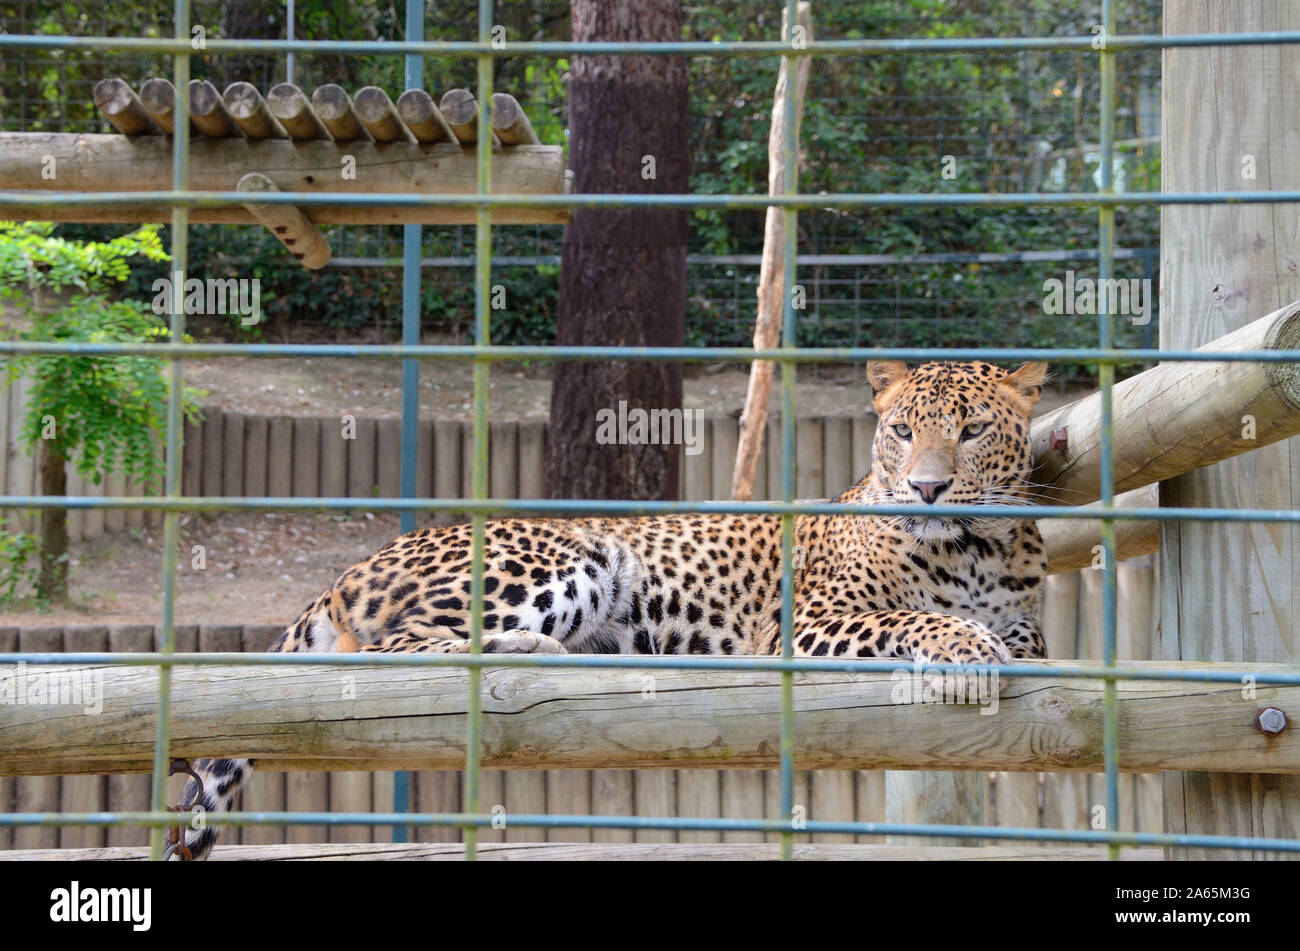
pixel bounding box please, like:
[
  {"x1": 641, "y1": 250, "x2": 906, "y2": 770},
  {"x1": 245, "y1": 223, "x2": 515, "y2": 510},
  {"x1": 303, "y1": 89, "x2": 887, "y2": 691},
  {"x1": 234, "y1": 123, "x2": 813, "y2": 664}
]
[
  {"x1": 92, "y1": 78, "x2": 161, "y2": 137},
  {"x1": 0, "y1": 133, "x2": 568, "y2": 225},
  {"x1": 238, "y1": 173, "x2": 331, "y2": 269},
  {"x1": 310, "y1": 84, "x2": 371, "y2": 143},
  {"x1": 266, "y1": 83, "x2": 330, "y2": 141},
  {"x1": 137, "y1": 78, "x2": 186, "y2": 136},
  {"x1": 0, "y1": 842, "x2": 1163, "y2": 861},
  {"x1": 1029, "y1": 301, "x2": 1300, "y2": 507},
  {"x1": 1041, "y1": 485, "x2": 1159, "y2": 574},
  {"x1": 223, "y1": 82, "x2": 289, "y2": 140},
  {"x1": 396, "y1": 89, "x2": 456, "y2": 144},
  {"x1": 353, "y1": 86, "x2": 417, "y2": 143},
  {"x1": 1, "y1": 661, "x2": 1295, "y2": 776}
]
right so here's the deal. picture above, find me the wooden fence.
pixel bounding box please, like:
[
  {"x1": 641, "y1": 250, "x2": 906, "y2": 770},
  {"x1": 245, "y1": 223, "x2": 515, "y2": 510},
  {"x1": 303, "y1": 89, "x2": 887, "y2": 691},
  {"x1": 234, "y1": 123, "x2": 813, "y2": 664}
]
[{"x1": 0, "y1": 379, "x2": 1164, "y2": 849}]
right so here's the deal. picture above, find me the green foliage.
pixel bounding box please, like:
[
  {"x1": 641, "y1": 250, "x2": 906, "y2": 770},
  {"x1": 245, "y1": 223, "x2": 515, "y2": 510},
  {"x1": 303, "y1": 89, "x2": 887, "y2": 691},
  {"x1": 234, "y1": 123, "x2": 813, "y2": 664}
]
[
  {"x1": 0, "y1": 517, "x2": 39, "y2": 609},
  {"x1": 0, "y1": 222, "x2": 203, "y2": 488}
]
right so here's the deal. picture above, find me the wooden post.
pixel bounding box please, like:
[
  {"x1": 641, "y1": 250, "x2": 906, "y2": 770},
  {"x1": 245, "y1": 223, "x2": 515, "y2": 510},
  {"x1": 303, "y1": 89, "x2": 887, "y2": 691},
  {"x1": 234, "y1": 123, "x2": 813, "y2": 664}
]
[
  {"x1": 266, "y1": 83, "x2": 330, "y2": 141},
  {"x1": 353, "y1": 86, "x2": 418, "y2": 144},
  {"x1": 187, "y1": 79, "x2": 239, "y2": 139},
  {"x1": 490, "y1": 92, "x2": 540, "y2": 145},
  {"x1": 310, "y1": 84, "x2": 371, "y2": 142},
  {"x1": 1160, "y1": 0, "x2": 1300, "y2": 860},
  {"x1": 223, "y1": 82, "x2": 289, "y2": 140},
  {"x1": 137, "y1": 78, "x2": 186, "y2": 136},
  {"x1": 730, "y1": 1, "x2": 812, "y2": 501},
  {"x1": 438, "y1": 88, "x2": 498, "y2": 146},
  {"x1": 396, "y1": 89, "x2": 456, "y2": 144}
]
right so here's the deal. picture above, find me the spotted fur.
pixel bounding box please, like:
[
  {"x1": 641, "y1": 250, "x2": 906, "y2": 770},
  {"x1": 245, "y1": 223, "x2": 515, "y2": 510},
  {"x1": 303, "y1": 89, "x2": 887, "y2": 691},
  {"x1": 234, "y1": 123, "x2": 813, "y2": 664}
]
[{"x1": 176, "y1": 360, "x2": 1047, "y2": 858}]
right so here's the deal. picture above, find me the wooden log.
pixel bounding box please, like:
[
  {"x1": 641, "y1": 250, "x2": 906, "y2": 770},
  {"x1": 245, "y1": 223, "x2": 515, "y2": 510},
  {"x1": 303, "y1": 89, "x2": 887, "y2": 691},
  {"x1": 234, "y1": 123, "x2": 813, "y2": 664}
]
[
  {"x1": 730, "y1": 1, "x2": 813, "y2": 501},
  {"x1": 92, "y1": 78, "x2": 162, "y2": 136},
  {"x1": 720, "y1": 771, "x2": 765, "y2": 844},
  {"x1": 267, "y1": 417, "x2": 294, "y2": 498},
  {"x1": 634, "y1": 772, "x2": 677, "y2": 844},
  {"x1": 242, "y1": 415, "x2": 269, "y2": 498},
  {"x1": 58, "y1": 626, "x2": 108, "y2": 848},
  {"x1": 223, "y1": 82, "x2": 289, "y2": 140},
  {"x1": 438, "y1": 88, "x2": 499, "y2": 145},
  {"x1": 347, "y1": 418, "x2": 377, "y2": 500},
  {"x1": 490, "y1": 92, "x2": 540, "y2": 145},
  {"x1": 0, "y1": 133, "x2": 568, "y2": 225},
  {"x1": 292, "y1": 418, "x2": 321, "y2": 498},
  {"x1": 431, "y1": 419, "x2": 463, "y2": 527},
  {"x1": 396, "y1": 88, "x2": 456, "y2": 144},
  {"x1": 1, "y1": 841, "x2": 1164, "y2": 862},
  {"x1": 1041, "y1": 485, "x2": 1159, "y2": 574},
  {"x1": 676, "y1": 771, "x2": 721, "y2": 844},
  {"x1": 5, "y1": 661, "x2": 1297, "y2": 776},
  {"x1": 137, "y1": 78, "x2": 189, "y2": 136},
  {"x1": 319, "y1": 415, "x2": 347, "y2": 502},
  {"x1": 181, "y1": 415, "x2": 203, "y2": 498},
  {"x1": 238, "y1": 172, "x2": 331, "y2": 269},
  {"x1": 310, "y1": 84, "x2": 371, "y2": 143},
  {"x1": 1030, "y1": 301, "x2": 1300, "y2": 506},
  {"x1": 1160, "y1": 0, "x2": 1300, "y2": 861},
  {"x1": 201, "y1": 408, "x2": 224, "y2": 497},
  {"x1": 376, "y1": 419, "x2": 402, "y2": 498},
  {"x1": 266, "y1": 83, "x2": 330, "y2": 141},
  {"x1": 353, "y1": 86, "x2": 417, "y2": 144},
  {"x1": 222, "y1": 412, "x2": 245, "y2": 497},
  {"x1": 187, "y1": 79, "x2": 239, "y2": 139}
]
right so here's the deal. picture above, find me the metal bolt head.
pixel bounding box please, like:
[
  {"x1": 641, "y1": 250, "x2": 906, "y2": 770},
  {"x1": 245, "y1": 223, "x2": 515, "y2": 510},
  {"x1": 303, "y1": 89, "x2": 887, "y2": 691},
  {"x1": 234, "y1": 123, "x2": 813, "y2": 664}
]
[{"x1": 1257, "y1": 707, "x2": 1288, "y2": 735}]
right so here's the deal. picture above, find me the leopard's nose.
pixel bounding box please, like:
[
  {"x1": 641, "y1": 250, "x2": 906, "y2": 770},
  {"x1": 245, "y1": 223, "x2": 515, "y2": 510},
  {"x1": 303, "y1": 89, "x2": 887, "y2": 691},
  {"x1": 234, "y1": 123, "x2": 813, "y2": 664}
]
[{"x1": 909, "y1": 478, "x2": 952, "y2": 504}]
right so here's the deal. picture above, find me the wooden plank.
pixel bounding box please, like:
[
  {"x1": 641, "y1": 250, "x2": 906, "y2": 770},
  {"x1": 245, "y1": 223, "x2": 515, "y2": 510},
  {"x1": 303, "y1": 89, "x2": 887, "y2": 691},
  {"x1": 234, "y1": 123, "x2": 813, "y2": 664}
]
[
  {"x1": 720, "y1": 771, "x2": 765, "y2": 843},
  {"x1": 242, "y1": 415, "x2": 269, "y2": 498},
  {"x1": 376, "y1": 418, "x2": 401, "y2": 498},
  {"x1": 65, "y1": 465, "x2": 83, "y2": 543},
  {"x1": 292, "y1": 418, "x2": 322, "y2": 498},
  {"x1": 347, "y1": 418, "x2": 378, "y2": 500},
  {"x1": 201, "y1": 408, "x2": 224, "y2": 497},
  {"x1": 318, "y1": 415, "x2": 347, "y2": 501},
  {"x1": 794, "y1": 416, "x2": 823, "y2": 498},
  {"x1": 13, "y1": 626, "x2": 61, "y2": 849},
  {"x1": 416, "y1": 419, "x2": 434, "y2": 502},
  {"x1": 1161, "y1": 1, "x2": 1300, "y2": 860},
  {"x1": 676, "y1": 771, "x2": 721, "y2": 843},
  {"x1": 850, "y1": 414, "x2": 875, "y2": 484},
  {"x1": 327, "y1": 773, "x2": 373, "y2": 844},
  {"x1": 479, "y1": 771, "x2": 506, "y2": 843},
  {"x1": 545, "y1": 772, "x2": 589, "y2": 843},
  {"x1": 267, "y1": 417, "x2": 294, "y2": 498},
  {"x1": 590, "y1": 770, "x2": 635, "y2": 843},
  {"x1": 432, "y1": 420, "x2": 463, "y2": 526},
  {"x1": 764, "y1": 767, "x2": 810, "y2": 844},
  {"x1": 181, "y1": 415, "x2": 203, "y2": 499},
  {"x1": 822, "y1": 417, "x2": 853, "y2": 497},
  {"x1": 4, "y1": 841, "x2": 1165, "y2": 862},
  {"x1": 2, "y1": 133, "x2": 568, "y2": 225},
  {"x1": 103, "y1": 469, "x2": 125, "y2": 534},
  {"x1": 8, "y1": 661, "x2": 1300, "y2": 776},
  {"x1": 222, "y1": 411, "x2": 244, "y2": 498},
  {"x1": 0, "y1": 379, "x2": 11, "y2": 505},
  {"x1": 854, "y1": 769, "x2": 886, "y2": 844},
  {"x1": 371, "y1": 770, "x2": 395, "y2": 844},
  {"x1": 517, "y1": 421, "x2": 546, "y2": 502},
  {"x1": 633, "y1": 771, "x2": 677, "y2": 843},
  {"x1": 58, "y1": 626, "x2": 108, "y2": 848},
  {"x1": 81, "y1": 464, "x2": 104, "y2": 539},
  {"x1": 810, "y1": 772, "x2": 856, "y2": 844},
  {"x1": 415, "y1": 771, "x2": 460, "y2": 844}
]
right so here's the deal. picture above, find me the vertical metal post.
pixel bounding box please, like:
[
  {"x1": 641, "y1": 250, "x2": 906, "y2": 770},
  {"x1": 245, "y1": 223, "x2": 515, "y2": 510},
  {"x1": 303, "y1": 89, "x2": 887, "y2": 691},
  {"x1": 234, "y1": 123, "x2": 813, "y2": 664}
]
[
  {"x1": 1097, "y1": 0, "x2": 1120, "y2": 862},
  {"x1": 463, "y1": 0, "x2": 494, "y2": 860},
  {"x1": 778, "y1": 0, "x2": 800, "y2": 863},
  {"x1": 392, "y1": 0, "x2": 425, "y2": 842},
  {"x1": 149, "y1": 0, "x2": 191, "y2": 861}
]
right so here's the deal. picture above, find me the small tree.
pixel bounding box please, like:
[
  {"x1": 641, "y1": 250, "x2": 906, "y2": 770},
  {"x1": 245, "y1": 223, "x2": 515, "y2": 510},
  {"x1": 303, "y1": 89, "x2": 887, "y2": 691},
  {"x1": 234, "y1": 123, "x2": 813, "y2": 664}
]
[{"x1": 0, "y1": 222, "x2": 201, "y2": 606}]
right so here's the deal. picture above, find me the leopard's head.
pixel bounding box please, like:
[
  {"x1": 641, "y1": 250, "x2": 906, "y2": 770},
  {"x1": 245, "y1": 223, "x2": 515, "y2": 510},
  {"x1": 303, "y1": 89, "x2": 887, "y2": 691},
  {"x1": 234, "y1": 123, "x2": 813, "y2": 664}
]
[{"x1": 866, "y1": 360, "x2": 1047, "y2": 541}]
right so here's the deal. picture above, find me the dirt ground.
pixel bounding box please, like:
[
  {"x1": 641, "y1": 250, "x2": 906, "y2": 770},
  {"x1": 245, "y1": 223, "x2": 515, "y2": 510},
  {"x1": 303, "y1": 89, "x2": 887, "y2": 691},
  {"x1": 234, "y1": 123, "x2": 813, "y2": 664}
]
[{"x1": 4, "y1": 359, "x2": 1088, "y2": 629}]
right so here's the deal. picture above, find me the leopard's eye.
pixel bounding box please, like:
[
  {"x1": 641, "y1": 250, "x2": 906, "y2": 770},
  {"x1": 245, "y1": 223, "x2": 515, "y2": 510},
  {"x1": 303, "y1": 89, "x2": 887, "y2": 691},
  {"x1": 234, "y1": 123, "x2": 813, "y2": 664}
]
[
  {"x1": 961, "y1": 422, "x2": 987, "y2": 440},
  {"x1": 892, "y1": 423, "x2": 912, "y2": 439}
]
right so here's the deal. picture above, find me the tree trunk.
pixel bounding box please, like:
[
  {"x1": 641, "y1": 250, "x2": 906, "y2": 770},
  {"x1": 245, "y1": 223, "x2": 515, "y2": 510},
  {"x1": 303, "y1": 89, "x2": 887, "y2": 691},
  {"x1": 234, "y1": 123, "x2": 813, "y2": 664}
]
[
  {"x1": 545, "y1": 0, "x2": 689, "y2": 502},
  {"x1": 37, "y1": 439, "x2": 69, "y2": 605}
]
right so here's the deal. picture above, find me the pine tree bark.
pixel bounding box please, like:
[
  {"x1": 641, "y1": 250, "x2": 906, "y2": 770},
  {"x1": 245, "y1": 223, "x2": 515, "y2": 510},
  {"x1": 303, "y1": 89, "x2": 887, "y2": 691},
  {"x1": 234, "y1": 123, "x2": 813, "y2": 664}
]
[{"x1": 545, "y1": 0, "x2": 689, "y2": 502}]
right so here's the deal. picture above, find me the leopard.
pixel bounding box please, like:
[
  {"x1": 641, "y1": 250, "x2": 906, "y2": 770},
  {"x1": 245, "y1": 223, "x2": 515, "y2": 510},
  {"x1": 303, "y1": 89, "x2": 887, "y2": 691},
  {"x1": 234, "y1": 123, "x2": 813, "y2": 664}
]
[{"x1": 172, "y1": 358, "x2": 1048, "y2": 859}]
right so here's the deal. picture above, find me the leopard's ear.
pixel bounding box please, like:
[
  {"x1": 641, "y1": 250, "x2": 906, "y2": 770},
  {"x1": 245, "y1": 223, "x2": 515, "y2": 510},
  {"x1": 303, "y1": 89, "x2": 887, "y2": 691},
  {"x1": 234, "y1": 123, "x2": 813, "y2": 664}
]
[
  {"x1": 1000, "y1": 362, "x2": 1049, "y2": 408},
  {"x1": 867, "y1": 360, "x2": 909, "y2": 413}
]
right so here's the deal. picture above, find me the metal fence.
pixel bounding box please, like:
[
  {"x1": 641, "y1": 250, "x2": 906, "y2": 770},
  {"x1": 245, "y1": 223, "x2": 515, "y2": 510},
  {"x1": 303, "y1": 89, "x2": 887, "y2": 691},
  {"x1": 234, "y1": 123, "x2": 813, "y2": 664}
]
[{"x1": 1, "y1": 0, "x2": 1300, "y2": 860}]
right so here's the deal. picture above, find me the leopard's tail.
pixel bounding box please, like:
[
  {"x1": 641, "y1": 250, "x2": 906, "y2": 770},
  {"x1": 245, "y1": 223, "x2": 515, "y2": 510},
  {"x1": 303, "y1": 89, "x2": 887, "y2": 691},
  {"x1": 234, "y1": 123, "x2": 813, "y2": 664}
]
[{"x1": 175, "y1": 591, "x2": 336, "y2": 860}]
